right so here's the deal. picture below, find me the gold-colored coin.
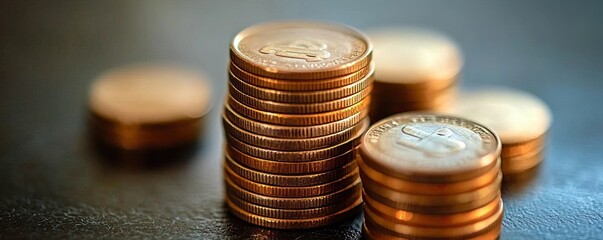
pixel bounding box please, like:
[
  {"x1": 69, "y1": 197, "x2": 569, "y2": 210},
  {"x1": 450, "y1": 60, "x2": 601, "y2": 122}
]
[
  {"x1": 229, "y1": 66, "x2": 373, "y2": 103},
  {"x1": 364, "y1": 200, "x2": 503, "y2": 239},
  {"x1": 229, "y1": 83, "x2": 372, "y2": 114},
  {"x1": 225, "y1": 144, "x2": 357, "y2": 174},
  {"x1": 223, "y1": 117, "x2": 368, "y2": 151},
  {"x1": 501, "y1": 148, "x2": 545, "y2": 174},
  {"x1": 226, "y1": 192, "x2": 361, "y2": 219},
  {"x1": 225, "y1": 121, "x2": 366, "y2": 161},
  {"x1": 358, "y1": 155, "x2": 501, "y2": 195},
  {"x1": 446, "y1": 87, "x2": 552, "y2": 144},
  {"x1": 225, "y1": 194, "x2": 363, "y2": 229},
  {"x1": 227, "y1": 95, "x2": 370, "y2": 126},
  {"x1": 225, "y1": 153, "x2": 357, "y2": 186},
  {"x1": 224, "y1": 101, "x2": 368, "y2": 137},
  {"x1": 360, "y1": 113, "x2": 501, "y2": 183},
  {"x1": 224, "y1": 175, "x2": 361, "y2": 209},
  {"x1": 362, "y1": 173, "x2": 501, "y2": 207},
  {"x1": 224, "y1": 163, "x2": 358, "y2": 197},
  {"x1": 367, "y1": 27, "x2": 462, "y2": 90},
  {"x1": 230, "y1": 61, "x2": 373, "y2": 91},
  {"x1": 364, "y1": 187, "x2": 501, "y2": 215},
  {"x1": 363, "y1": 191, "x2": 501, "y2": 227},
  {"x1": 501, "y1": 133, "x2": 547, "y2": 157},
  {"x1": 363, "y1": 218, "x2": 501, "y2": 240},
  {"x1": 371, "y1": 81, "x2": 457, "y2": 102},
  {"x1": 230, "y1": 21, "x2": 372, "y2": 80}
]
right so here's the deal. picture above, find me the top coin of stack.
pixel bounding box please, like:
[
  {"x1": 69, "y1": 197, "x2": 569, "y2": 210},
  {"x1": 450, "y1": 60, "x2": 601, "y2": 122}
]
[
  {"x1": 223, "y1": 21, "x2": 373, "y2": 229},
  {"x1": 367, "y1": 28, "x2": 463, "y2": 122},
  {"x1": 358, "y1": 113, "x2": 504, "y2": 239},
  {"x1": 88, "y1": 64, "x2": 212, "y2": 150},
  {"x1": 446, "y1": 87, "x2": 552, "y2": 175}
]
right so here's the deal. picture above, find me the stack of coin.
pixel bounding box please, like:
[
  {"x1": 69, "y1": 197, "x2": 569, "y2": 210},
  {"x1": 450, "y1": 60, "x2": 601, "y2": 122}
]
[
  {"x1": 366, "y1": 28, "x2": 463, "y2": 122},
  {"x1": 446, "y1": 87, "x2": 552, "y2": 175},
  {"x1": 89, "y1": 64, "x2": 212, "y2": 150},
  {"x1": 223, "y1": 21, "x2": 373, "y2": 229},
  {"x1": 359, "y1": 113, "x2": 504, "y2": 239}
]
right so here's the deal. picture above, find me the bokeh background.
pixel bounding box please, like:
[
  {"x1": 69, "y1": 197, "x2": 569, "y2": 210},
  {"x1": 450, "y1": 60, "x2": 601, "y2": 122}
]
[{"x1": 1, "y1": 1, "x2": 602, "y2": 239}]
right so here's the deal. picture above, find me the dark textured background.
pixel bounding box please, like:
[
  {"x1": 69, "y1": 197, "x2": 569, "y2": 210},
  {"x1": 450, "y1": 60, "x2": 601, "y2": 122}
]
[{"x1": 1, "y1": 1, "x2": 603, "y2": 239}]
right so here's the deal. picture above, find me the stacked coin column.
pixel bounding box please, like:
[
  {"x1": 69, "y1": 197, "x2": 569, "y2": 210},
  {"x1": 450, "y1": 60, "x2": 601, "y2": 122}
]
[
  {"x1": 222, "y1": 21, "x2": 373, "y2": 229},
  {"x1": 367, "y1": 28, "x2": 463, "y2": 122},
  {"x1": 359, "y1": 114, "x2": 504, "y2": 239}
]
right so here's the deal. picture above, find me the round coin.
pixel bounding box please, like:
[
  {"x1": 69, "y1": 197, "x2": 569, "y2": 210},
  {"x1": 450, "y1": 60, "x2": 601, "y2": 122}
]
[
  {"x1": 501, "y1": 148, "x2": 545, "y2": 174},
  {"x1": 501, "y1": 133, "x2": 547, "y2": 157},
  {"x1": 230, "y1": 21, "x2": 372, "y2": 80},
  {"x1": 363, "y1": 217, "x2": 502, "y2": 240},
  {"x1": 360, "y1": 113, "x2": 501, "y2": 182}
]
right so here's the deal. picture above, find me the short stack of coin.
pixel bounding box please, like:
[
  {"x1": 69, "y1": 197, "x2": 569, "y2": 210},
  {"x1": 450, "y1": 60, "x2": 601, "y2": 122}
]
[
  {"x1": 223, "y1": 21, "x2": 373, "y2": 229},
  {"x1": 446, "y1": 87, "x2": 552, "y2": 176},
  {"x1": 359, "y1": 113, "x2": 504, "y2": 239},
  {"x1": 366, "y1": 28, "x2": 463, "y2": 122}
]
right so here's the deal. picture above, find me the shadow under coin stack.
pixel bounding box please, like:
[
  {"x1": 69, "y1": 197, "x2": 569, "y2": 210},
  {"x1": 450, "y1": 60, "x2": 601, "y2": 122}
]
[
  {"x1": 447, "y1": 87, "x2": 552, "y2": 176},
  {"x1": 367, "y1": 28, "x2": 462, "y2": 122},
  {"x1": 223, "y1": 21, "x2": 374, "y2": 229},
  {"x1": 359, "y1": 114, "x2": 504, "y2": 239}
]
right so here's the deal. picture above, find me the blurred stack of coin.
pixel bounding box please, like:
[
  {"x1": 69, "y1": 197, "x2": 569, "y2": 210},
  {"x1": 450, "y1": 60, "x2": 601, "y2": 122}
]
[
  {"x1": 446, "y1": 87, "x2": 552, "y2": 176},
  {"x1": 89, "y1": 64, "x2": 212, "y2": 150},
  {"x1": 359, "y1": 113, "x2": 503, "y2": 239},
  {"x1": 223, "y1": 21, "x2": 373, "y2": 229},
  {"x1": 366, "y1": 28, "x2": 463, "y2": 122}
]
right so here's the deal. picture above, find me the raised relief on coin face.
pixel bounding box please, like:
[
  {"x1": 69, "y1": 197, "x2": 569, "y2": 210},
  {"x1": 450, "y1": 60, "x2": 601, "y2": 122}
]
[
  {"x1": 259, "y1": 40, "x2": 331, "y2": 62},
  {"x1": 362, "y1": 114, "x2": 499, "y2": 176}
]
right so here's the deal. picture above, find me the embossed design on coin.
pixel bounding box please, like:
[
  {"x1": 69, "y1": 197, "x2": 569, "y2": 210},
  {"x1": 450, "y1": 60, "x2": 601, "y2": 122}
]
[
  {"x1": 260, "y1": 40, "x2": 331, "y2": 62},
  {"x1": 397, "y1": 125, "x2": 466, "y2": 156}
]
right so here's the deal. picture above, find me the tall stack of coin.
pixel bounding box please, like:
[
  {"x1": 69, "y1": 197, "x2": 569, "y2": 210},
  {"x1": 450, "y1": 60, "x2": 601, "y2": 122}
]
[
  {"x1": 223, "y1": 21, "x2": 373, "y2": 229},
  {"x1": 446, "y1": 87, "x2": 552, "y2": 176},
  {"x1": 367, "y1": 28, "x2": 462, "y2": 122},
  {"x1": 359, "y1": 113, "x2": 503, "y2": 239}
]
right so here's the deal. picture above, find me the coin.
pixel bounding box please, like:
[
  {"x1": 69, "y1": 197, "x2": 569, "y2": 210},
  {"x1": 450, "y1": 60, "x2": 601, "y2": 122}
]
[
  {"x1": 367, "y1": 27, "x2": 462, "y2": 89},
  {"x1": 225, "y1": 144, "x2": 357, "y2": 174},
  {"x1": 362, "y1": 173, "x2": 501, "y2": 207},
  {"x1": 228, "y1": 66, "x2": 373, "y2": 103},
  {"x1": 358, "y1": 155, "x2": 501, "y2": 195},
  {"x1": 223, "y1": 116, "x2": 368, "y2": 150},
  {"x1": 224, "y1": 175, "x2": 361, "y2": 209},
  {"x1": 227, "y1": 192, "x2": 360, "y2": 219},
  {"x1": 363, "y1": 191, "x2": 501, "y2": 227},
  {"x1": 225, "y1": 194, "x2": 363, "y2": 229},
  {"x1": 229, "y1": 82, "x2": 372, "y2": 114},
  {"x1": 364, "y1": 199, "x2": 503, "y2": 239},
  {"x1": 363, "y1": 217, "x2": 502, "y2": 240},
  {"x1": 230, "y1": 21, "x2": 372, "y2": 80},
  {"x1": 230, "y1": 61, "x2": 373, "y2": 91},
  {"x1": 446, "y1": 87, "x2": 552, "y2": 144},
  {"x1": 224, "y1": 162, "x2": 358, "y2": 197},
  {"x1": 501, "y1": 133, "x2": 547, "y2": 157},
  {"x1": 224, "y1": 101, "x2": 368, "y2": 137},
  {"x1": 225, "y1": 121, "x2": 367, "y2": 161},
  {"x1": 501, "y1": 148, "x2": 545, "y2": 174},
  {"x1": 360, "y1": 114, "x2": 501, "y2": 182},
  {"x1": 225, "y1": 153, "x2": 357, "y2": 186}
]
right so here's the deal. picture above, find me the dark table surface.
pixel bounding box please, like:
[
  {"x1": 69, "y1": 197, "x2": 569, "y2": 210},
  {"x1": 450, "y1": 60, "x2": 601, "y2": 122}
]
[{"x1": 1, "y1": 1, "x2": 603, "y2": 239}]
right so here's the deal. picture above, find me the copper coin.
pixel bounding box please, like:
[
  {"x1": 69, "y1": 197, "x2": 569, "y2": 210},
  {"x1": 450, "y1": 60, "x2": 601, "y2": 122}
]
[
  {"x1": 501, "y1": 133, "x2": 547, "y2": 157},
  {"x1": 362, "y1": 173, "x2": 501, "y2": 207},
  {"x1": 225, "y1": 195, "x2": 363, "y2": 229},
  {"x1": 228, "y1": 66, "x2": 373, "y2": 103},
  {"x1": 230, "y1": 61, "x2": 373, "y2": 91},
  {"x1": 224, "y1": 163, "x2": 358, "y2": 197},
  {"x1": 363, "y1": 217, "x2": 502, "y2": 240},
  {"x1": 225, "y1": 120, "x2": 367, "y2": 161},
  {"x1": 224, "y1": 175, "x2": 361, "y2": 209},
  {"x1": 446, "y1": 87, "x2": 552, "y2": 144},
  {"x1": 371, "y1": 80, "x2": 458, "y2": 102},
  {"x1": 224, "y1": 100, "x2": 368, "y2": 137},
  {"x1": 230, "y1": 21, "x2": 372, "y2": 80},
  {"x1": 501, "y1": 148, "x2": 545, "y2": 174},
  {"x1": 225, "y1": 144, "x2": 356, "y2": 174},
  {"x1": 225, "y1": 152, "x2": 358, "y2": 186},
  {"x1": 360, "y1": 113, "x2": 501, "y2": 183},
  {"x1": 229, "y1": 82, "x2": 372, "y2": 114},
  {"x1": 226, "y1": 192, "x2": 361, "y2": 219},
  {"x1": 358, "y1": 155, "x2": 501, "y2": 195},
  {"x1": 367, "y1": 27, "x2": 462, "y2": 90},
  {"x1": 363, "y1": 191, "x2": 501, "y2": 227},
  {"x1": 227, "y1": 95, "x2": 370, "y2": 126},
  {"x1": 223, "y1": 116, "x2": 368, "y2": 151},
  {"x1": 364, "y1": 200, "x2": 503, "y2": 239}
]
